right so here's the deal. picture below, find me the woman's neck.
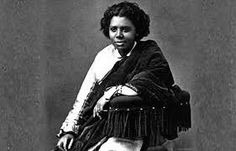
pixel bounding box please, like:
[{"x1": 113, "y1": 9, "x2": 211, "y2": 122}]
[{"x1": 117, "y1": 42, "x2": 137, "y2": 57}]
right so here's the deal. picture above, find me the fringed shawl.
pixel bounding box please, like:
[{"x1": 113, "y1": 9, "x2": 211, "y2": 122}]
[{"x1": 69, "y1": 40, "x2": 191, "y2": 151}]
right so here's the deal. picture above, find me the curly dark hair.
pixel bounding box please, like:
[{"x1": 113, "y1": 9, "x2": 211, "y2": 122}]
[{"x1": 100, "y1": 1, "x2": 150, "y2": 41}]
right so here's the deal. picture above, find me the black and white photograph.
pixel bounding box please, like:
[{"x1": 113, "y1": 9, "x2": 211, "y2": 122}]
[{"x1": 0, "y1": 0, "x2": 235, "y2": 151}]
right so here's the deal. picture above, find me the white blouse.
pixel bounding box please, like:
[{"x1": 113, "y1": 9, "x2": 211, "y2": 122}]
[{"x1": 58, "y1": 42, "x2": 137, "y2": 136}]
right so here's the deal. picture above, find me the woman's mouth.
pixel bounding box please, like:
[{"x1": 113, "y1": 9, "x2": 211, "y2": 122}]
[{"x1": 115, "y1": 41, "x2": 126, "y2": 46}]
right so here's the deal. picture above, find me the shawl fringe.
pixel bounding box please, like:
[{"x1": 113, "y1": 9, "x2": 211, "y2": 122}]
[
  {"x1": 104, "y1": 85, "x2": 191, "y2": 146},
  {"x1": 105, "y1": 106, "x2": 177, "y2": 146},
  {"x1": 171, "y1": 85, "x2": 191, "y2": 130}
]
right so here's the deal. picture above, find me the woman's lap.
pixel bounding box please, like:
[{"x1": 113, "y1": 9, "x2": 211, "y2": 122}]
[{"x1": 98, "y1": 137, "x2": 143, "y2": 151}]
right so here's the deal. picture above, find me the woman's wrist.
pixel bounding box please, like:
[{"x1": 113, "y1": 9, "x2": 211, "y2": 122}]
[
  {"x1": 105, "y1": 84, "x2": 138, "y2": 100},
  {"x1": 119, "y1": 86, "x2": 138, "y2": 96},
  {"x1": 104, "y1": 86, "x2": 118, "y2": 100},
  {"x1": 57, "y1": 129, "x2": 77, "y2": 138},
  {"x1": 112, "y1": 85, "x2": 138, "y2": 97}
]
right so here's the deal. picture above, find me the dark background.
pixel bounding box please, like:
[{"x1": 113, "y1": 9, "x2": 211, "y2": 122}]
[{"x1": 0, "y1": 0, "x2": 236, "y2": 151}]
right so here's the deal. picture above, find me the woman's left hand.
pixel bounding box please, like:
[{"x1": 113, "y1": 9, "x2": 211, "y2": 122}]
[
  {"x1": 92, "y1": 85, "x2": 138, "y2": 119},
  {"x1": 93, "y1": 95, "x2": 109, "y2": 119},
  {"x1": 93, "y1": 86, "x2": 117, "y2": 118}
]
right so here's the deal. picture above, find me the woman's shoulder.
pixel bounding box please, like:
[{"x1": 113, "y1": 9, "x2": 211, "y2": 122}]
[
  {"x1": 137, "y1": 40, "x2": 162, "y2": 56},
  {"x1": 95, "y1": 44, "x2": 114, "y2": 58},
  {"x1": 93, "y1": 44, "x2": 115, "y2": 61},
  {"x1": 136, "y1": 40, "x2": 167, "y2": 62}
]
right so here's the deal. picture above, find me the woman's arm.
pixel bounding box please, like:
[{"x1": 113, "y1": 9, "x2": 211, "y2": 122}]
[
  {"x1": 57, "y1": 57, "x2": 98, "y2": 138},
  {"x1": 92, "y1": 85, "x2": 138, "y2": 118}
]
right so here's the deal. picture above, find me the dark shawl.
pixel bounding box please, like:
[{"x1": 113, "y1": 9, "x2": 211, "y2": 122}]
[{"x1": 67, "y1": 40, "x2": 190, "y2": 151}]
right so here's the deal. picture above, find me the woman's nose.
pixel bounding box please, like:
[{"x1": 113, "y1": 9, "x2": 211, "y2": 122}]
[{"x1": 116, "y1": 29, "x2": 124, "y2": 39}]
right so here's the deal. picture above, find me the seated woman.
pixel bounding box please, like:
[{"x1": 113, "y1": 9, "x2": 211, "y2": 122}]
[{"x1": 54, "y1": 1, "x2": 190, "y2": 151}]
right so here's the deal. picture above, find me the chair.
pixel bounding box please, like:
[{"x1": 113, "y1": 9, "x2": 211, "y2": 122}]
[{"x1": 105, "y1": 85, "x2": 190, "y2": 151}]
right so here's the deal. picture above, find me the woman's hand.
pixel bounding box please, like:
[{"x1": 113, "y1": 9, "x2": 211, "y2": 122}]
[
  {"x1": 57, "y1": 133, "x2": 74, "y2": 151},
  {"x1": 93, "y1": 86, "x2": 117, "y2": 118},
  {"x1": 93, "y1": 95, "x2": 109, "y2": 118}
]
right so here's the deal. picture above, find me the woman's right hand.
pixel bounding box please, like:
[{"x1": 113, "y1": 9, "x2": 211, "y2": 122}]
[{"x1": 57, "y1": 133, "x2": 74, "y2": 151}]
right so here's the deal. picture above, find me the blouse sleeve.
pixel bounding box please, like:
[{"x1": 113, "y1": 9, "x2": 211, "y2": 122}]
[{"x1": 57, "y1": 57, "x2": 98, "y2": 137}]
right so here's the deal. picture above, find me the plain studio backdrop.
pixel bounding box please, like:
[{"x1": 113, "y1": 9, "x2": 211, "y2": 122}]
[{"x1": 0, "y1": 0, "x2": 236, "y2": 151}]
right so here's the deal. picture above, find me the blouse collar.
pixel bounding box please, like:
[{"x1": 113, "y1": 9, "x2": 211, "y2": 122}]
[{"x1": 113, "y1": 41, "x2": 137, "y2": 59}]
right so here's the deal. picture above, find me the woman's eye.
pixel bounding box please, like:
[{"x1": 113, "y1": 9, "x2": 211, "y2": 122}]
[
  {"x1": 123, "y1": 28, "x2": 130, "y2": 32},
  {"x1": 110, "y1": 27, "x2": 117, "y2": 32}
]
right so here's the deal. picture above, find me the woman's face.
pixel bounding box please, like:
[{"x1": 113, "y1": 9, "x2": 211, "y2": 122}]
[{"x1": 109, "y1": 16, "x2": 136, "y2": 55}]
